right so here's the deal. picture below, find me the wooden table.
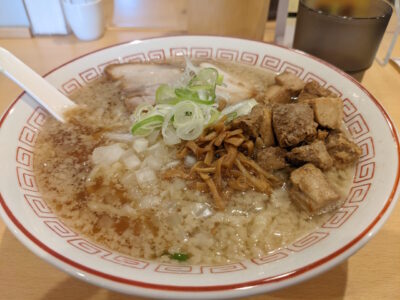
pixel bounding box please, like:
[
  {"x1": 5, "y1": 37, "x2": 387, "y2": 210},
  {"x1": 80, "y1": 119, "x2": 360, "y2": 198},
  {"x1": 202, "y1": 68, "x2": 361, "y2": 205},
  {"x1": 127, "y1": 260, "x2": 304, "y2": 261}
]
[{"x1": 1, "y1": 27, "x2": 400, "y2": 300}]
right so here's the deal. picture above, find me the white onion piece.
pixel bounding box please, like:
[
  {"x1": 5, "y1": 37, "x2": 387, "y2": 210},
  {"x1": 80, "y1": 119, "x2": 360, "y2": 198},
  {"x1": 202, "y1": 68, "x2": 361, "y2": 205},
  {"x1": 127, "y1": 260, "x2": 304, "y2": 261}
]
[
  {"x1": 104, "y1": 132, "x2": 134, "y2": 143},
  {"x1": 121, "y1": 152, "x2": 141, "y2": 170},
  {"x1": 147, "y1": 142, "x2": 161, "y2": 152},
  {"x1": 91, "y1": 144, "x2": 125, "y2": 165},
  {"x1": 161, "y1": 160, "x2": 180, "y2": 170},
  {"x1": 135, "y1": 167, "x2": 156, "y2": 186},
  {"x1": 191, "y1": 203, "x2": 213, "y2": 218},
  {"x1": 143, "y1": 155, "x2": 163, "y2": 171},
  {"x1": 139, "y1": 195, "x2": 162, "y2": 209},
  {"x1": 184, "y1": 155, "x2": 196, "y2": 167},
  {"x1": 132, "y1": 138, "x2": 149, "y2": 153}
]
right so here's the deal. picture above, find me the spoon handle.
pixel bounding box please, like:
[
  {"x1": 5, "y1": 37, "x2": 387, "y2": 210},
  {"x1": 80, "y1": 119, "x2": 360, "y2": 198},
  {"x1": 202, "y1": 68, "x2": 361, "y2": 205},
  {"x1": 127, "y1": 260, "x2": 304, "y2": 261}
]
[{"x1": 0, "y1": 47, "x2": 76, "y2": 122}]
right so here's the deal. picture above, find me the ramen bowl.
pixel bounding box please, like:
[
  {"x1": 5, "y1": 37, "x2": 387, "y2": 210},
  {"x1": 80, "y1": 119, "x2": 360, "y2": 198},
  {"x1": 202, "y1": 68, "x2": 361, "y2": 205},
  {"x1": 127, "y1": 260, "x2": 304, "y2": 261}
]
[{"x1": 0, "y1": 36, "x2": 399, "y2": 299}]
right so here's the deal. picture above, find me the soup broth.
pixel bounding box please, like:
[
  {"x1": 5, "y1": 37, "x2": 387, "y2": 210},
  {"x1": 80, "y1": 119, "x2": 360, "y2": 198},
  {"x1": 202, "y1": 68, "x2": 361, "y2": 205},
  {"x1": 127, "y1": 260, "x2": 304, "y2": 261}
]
[{"x1": 34, "y1": 60, "x2": 354, "y2": 264}]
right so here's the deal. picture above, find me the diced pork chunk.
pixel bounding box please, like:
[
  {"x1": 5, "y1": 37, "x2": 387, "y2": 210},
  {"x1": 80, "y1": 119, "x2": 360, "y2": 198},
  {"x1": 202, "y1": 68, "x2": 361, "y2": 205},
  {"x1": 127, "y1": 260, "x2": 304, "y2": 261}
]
[
  {"x1": 272, "y1": 103, "x2": 318, "y2": 148},
  {"x1": 257, "y1": 105, "x2": 275, "y2": 147},
  {"x1": 232, "y1": 104, "x2": 263, "y2": 138},
  {"x1": 326, "y1": 132, "x2": 362, "y2": 168},
  {"x1": 298, "y1": 80, "x2": 335, "y2": 101},
  {"x1": 255, "y1": 137, "x2": 265, "y2": 150},
  {"x1": 275, "y1": 72, "x2": 305, "y2": 94},
  {"x1": 286, "y1": 140, "x2": 333, "y2": 170},
  {"x1": 232, "y1": 105, "x2": 275, "y2": 146},
  {"x1": 289, "y1": 164, "x2": 340, "y2": 214},
  {"x1": 317, "y1": 129, "x2": 329, "y2": 141},
  {"x1": 263, "y1": 85, "x2": 291, "y2": 104},
  {"x1": 312, "y1": 97, "x2": 344, "y2": 129},
  {"x1": 256, "y1": 147, "x2": 287, "y2": 170}
]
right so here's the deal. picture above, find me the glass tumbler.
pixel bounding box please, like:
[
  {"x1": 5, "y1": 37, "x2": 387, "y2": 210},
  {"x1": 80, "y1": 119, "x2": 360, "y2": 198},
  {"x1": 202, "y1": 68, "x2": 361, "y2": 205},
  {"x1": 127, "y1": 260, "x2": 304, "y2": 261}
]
[{"x1": 293, "y1": 0, "x2": 393, "y2": 81}]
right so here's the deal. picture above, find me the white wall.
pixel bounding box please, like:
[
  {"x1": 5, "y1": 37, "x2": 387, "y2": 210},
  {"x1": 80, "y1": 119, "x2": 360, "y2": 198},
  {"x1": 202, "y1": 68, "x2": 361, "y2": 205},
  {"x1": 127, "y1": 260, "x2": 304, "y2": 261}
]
[{"x1": 0, "y1": 0, "x2": 30, "y2": 27}]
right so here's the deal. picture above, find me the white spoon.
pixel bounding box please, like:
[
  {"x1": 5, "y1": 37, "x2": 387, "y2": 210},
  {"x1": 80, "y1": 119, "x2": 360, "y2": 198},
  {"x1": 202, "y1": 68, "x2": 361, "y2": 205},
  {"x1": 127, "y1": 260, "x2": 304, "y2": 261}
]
[{"x1": 0, "y1": 47, "x2": 77, "y2": 122}]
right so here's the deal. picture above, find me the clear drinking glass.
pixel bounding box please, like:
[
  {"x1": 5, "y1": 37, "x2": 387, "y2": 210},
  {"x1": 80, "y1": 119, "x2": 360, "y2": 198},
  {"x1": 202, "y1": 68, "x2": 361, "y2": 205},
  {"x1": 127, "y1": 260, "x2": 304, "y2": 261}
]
[{"x1": 293, "y1": 0, "x2": 393, "y2": 81}]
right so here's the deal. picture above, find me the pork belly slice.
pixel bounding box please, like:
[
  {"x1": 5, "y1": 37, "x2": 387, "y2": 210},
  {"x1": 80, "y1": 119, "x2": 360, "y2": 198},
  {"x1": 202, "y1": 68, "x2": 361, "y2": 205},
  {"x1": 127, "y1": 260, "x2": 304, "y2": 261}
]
[
  {"x1": 287, "y1": 140, "x2": 333, "y2": 170},
  {"x1": 105, "y1": 63, "x2": 182, "y2": 111},
  {"x1": 272, "y1": 103, "x2": 318, "y2": 148},
  {"x1": 326, "y1": 132, "x2": 362, "y2": 168},
  {"x1": 256, "y1": 147, "x2": 287, "y2": 171},
  {"x1": 289, "y1": 163, "x2": 340, "y2": 214},
  {"x1": 298, "y1": 80, "x2": 335, "y2": 101},
  {"x1": 263, "y1": 85, "x2": 291, "y2": 105},
  {"x1": 105, "y1": 63, "x2": 182, "y2": 91},
  {"x1": 275, "y1": 71, "x2": 305, "y2": 94},
  {"x1": 232, "y1": 104, "x2": 275, "y2": 147}
]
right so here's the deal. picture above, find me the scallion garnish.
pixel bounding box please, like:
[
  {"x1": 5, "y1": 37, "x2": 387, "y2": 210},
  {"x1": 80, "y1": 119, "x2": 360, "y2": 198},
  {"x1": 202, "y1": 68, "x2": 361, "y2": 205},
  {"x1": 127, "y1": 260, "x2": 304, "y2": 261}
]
[
  {"x1": 130, "y1": 61, "x2": 258, "y2": 145},
  {"x1": 169, "y1": 252, "x2": 189, "y2": 262}
]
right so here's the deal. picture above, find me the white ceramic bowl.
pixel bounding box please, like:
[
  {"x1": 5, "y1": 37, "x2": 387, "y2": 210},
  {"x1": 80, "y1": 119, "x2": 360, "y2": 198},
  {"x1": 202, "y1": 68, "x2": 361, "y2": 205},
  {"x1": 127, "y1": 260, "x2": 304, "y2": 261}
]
[{"x1": 0, "y1": 36, "x2": 399, "y2": 299}]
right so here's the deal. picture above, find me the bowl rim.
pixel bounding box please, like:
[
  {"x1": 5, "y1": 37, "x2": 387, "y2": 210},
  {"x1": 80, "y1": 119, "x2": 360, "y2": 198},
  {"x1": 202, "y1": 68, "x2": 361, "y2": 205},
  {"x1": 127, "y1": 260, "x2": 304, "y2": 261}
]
[{"x1": 0, "y1": 35, "x2": 399, "y2": 295}]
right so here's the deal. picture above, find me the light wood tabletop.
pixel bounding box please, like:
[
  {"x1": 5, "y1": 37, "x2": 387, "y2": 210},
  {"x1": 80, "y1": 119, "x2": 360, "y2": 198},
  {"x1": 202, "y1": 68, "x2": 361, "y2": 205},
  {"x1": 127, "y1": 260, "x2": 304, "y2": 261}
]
[{"x1": 1, "y1": 24, "x2": 400, "y2": 300}]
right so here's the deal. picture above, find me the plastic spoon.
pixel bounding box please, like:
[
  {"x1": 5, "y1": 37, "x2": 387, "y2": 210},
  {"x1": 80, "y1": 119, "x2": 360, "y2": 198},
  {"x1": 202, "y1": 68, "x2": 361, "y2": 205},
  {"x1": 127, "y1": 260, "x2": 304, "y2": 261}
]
[{"x1": 0, "y1": 47, "x2": 77, "y2": 122}]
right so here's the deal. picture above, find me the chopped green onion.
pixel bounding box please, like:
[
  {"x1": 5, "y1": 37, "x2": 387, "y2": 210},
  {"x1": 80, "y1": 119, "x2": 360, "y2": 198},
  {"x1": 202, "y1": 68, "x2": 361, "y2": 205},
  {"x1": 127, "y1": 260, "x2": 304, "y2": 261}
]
[
  {"x1": 162, "y1": 113, "x2": 181, "y2": 145},
  {"x1": 202, "y1": 106, "x2": 221, "y2": 126},
  {"x1": 131, "y1": 61, "x2": 255, "y2": 144},
  {"x1": 133, "y1": 103, "x2": 155, "y2": 121},
  {"x1": 155, "y1": 84, "x2": 178, "y2": 104},
  {"x1": 173, "y1": 101, "x2": 204, "y2": 127},
  {"x1": 187, "y1": 68, "x2": 220, "y2": 102},
  {"x1": 216, "y1": 74, "x2": 224, "y2": 85},
  {"x1": 189, "y1": 68, "x2": 218, "y2": 89},
  {"x1": 174, "y1": 88, "x2": 214, "y2": 105},
  {"x1": 170, "y1": 253, "x2": 189, "y2": 262},
  {"x1": 176, "y1": 119, "x2": 204, "y2": 140},
  {"x1": 221, "y1": 99, "x2": 258, "y2": 119},
  {"x1": 225, "y1": 111, "x2": 238, "y2": 123},
  {"x1": 208, "y1": 110, "x2": 220, "y2": 125},
  {"x1": 131, "y1": 115, "x2": 164, "y2": 136}
]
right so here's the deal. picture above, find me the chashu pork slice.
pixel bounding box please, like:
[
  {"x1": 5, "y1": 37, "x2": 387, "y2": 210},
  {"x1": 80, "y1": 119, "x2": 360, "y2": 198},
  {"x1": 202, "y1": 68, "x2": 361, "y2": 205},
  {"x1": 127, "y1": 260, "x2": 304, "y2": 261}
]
[
  {"x1": 105, "y1": 63, "x2": 182, "y2": 112},
  {"x1": 105, "y1": 63, "x2": 182, "y2": 92}
]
